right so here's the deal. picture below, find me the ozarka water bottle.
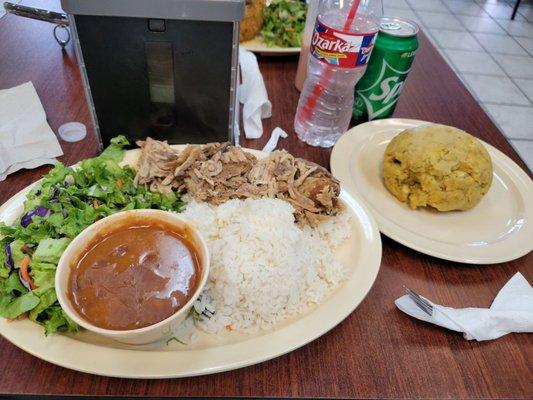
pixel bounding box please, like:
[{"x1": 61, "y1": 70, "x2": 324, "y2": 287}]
[{"x1": 294, "y1": 0, "x2": 382, "y2": 147}]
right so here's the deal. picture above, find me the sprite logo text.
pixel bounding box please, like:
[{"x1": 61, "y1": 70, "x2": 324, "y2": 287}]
[
  {"x1": 369, "y1": 76, "x2": 404, "y2": 104},
  {"x1": 357, "y1": 60, "x2": 411, "y2": 119}
]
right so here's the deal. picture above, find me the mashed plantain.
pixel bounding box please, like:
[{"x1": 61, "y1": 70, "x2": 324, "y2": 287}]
[{"x1": 382, "y1": 124, "x2": 493, "y2": 211}]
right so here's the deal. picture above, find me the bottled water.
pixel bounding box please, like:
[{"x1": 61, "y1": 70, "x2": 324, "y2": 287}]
[{"x1": 294, "y1": 0, "x2": 382, "y2": 147}]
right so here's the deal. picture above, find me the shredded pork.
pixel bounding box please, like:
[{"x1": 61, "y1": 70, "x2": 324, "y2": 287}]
[{"x1": 134, "y1": 138, "x2": 341, "y2": 226}]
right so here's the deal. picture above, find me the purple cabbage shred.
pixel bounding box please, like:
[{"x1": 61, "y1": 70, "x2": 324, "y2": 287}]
[
  {"x1": 4, "y1": 244, "x2": 14, "y2": 271},
  {"x1": 20, "y1": 206, "x2": 51, "y2": 227}
]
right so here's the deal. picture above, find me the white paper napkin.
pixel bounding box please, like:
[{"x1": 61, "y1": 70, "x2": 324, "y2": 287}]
[
  {"x1": 238, "y1": 48, "x2": 272, "y2": 139},
  {"x1": 262, "y1": 127, "x2": 288, "y2": 153},
  {"x1": 0, "y1": 82, "x2": 63, "y2": 181},
  {"x1": 395, "y1": 273, "x2": 533, "y2": 341}
]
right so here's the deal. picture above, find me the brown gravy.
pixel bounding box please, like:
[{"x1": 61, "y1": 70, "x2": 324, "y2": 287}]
[{"x1": 68, "y1": 217, "x2": 201, "y2": 331}]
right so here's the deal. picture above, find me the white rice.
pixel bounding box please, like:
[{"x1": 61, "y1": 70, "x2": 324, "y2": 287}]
[{"x1": 181, "y1": 198, "x2": 351, "y2": 334}]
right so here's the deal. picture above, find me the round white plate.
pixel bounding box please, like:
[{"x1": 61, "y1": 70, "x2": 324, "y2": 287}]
[
  {"x1": 0, "y1": 146, "x2": 381, "y2": 378},
  {"x1": 241, "y1": 36, "x2": 300, "y2": 56},
  {"x1": 331, "y1": 118, "x2": 533, "y2": 264}
]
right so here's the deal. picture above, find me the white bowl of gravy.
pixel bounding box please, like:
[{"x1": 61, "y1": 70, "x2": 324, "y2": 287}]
[{"x1": 55, "y1": 209, "x2": 210, "y2": 345}]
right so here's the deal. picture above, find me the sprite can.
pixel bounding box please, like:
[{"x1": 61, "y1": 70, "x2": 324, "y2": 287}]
[{"x1": 353, "y1": 17, "x2": 419, "y2": 123}]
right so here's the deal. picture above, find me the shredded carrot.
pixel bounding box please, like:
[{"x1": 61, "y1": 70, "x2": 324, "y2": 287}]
[
  {"x1": 93, "y1": 199, "x2": 100, "y2": 209},
  {"x1": 225, "y1": 324, "x2": 234, "y2": 332},
  {"x1": 116, "y1": 179, "x2": 124, "y2": 189},
  {"x1": 20, "y1": 255, "x2": 36, "y2": 290}
]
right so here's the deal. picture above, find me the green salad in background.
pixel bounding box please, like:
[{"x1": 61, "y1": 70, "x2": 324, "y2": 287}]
[
  {"x1": 261, "y1": 0, "x2": 307, "y2": 48},
  {"x1": 0, "y1": 136, "x2": 183, "y2": 334}
]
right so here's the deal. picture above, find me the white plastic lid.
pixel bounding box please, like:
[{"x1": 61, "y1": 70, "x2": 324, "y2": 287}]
[{"x1": 58, "y1": 122, "x2": 87, "y2": 142}]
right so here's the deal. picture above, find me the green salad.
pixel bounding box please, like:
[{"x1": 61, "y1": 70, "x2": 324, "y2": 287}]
[
  {"x1": 0, "y1": 136, "x2": 183, "y2": 334},
  {"x1": 261, "y1": 0, "x2": 307, "y2": 48}
]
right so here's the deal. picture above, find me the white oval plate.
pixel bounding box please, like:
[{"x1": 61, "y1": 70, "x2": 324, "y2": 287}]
[
  {"x1": 241, "y1": 36, "x2": 300, "y2": 56},
  {"x1": 331, "y1": 118, "x2": 533, "y2": 264},
  {"x1": 0, "y1": 147, "x2": 381, "y2": 378}
]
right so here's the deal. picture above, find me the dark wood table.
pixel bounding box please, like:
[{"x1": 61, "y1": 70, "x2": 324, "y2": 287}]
[{"x1": 0, "y1": 1, "x2": 532, "y2": 398}]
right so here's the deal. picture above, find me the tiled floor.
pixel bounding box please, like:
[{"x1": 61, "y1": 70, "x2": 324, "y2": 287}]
[{"x1": 384, "y1": 0, "x2": 533, "y2": 171}]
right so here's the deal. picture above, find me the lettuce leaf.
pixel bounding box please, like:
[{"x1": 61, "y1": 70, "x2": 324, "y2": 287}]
[
  {"x1": 0, "y1": 292, "x2": 40, "y2": 319},
  {"x1": 0, "y1": 274, "x2": 40, "y2": 319},
  {"x1": 261, "y1": 0, "x2": 306, "y2": 48},
  {"x1": 0, "y1": 242, "x2": 9, "y2": 279},
  {"x1": 9, "y1": 240, "x2": 25, "y2": 268},
  {"x1": 3, "y1": 272, "x2": 27, "y2": 295},
  {"x1": 33, "y1": 238, "x2": 71, "y2": 264},
  {"x1": 99, "y1": 135, "x2": 129, "y2": 162},
  {"x1": 30, "y1": 262, "x2": 56, "y2": 295},
  {"x1": 29, "y1": 289, "x2": 57, "y2": 322},
  {"x1": 41, "y1": 306, "x2": 79, "y2": 335}
]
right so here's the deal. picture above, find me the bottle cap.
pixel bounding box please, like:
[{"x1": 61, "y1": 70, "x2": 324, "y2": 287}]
[{"x1": 58, "y1": 122, "x2": 87, "y2": 142}]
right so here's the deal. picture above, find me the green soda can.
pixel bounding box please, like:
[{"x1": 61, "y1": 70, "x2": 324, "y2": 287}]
[{"x1": 353, "y1": 17, "x2": 419, "y2": 123}]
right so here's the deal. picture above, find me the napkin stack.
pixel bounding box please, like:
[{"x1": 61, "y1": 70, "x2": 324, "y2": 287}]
[
  {"x1": 235, "y1": 48, "x2": 288, "y2": 152},
  {"x1": 237, "y1": 48, "x2": 272, "y2": 140},
  {"x1": 0, "y1": 82, "x2": 63, "y2": 181},
  {"x1": 396, "y1": 272, "x2": 533, "y2": 341}
]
